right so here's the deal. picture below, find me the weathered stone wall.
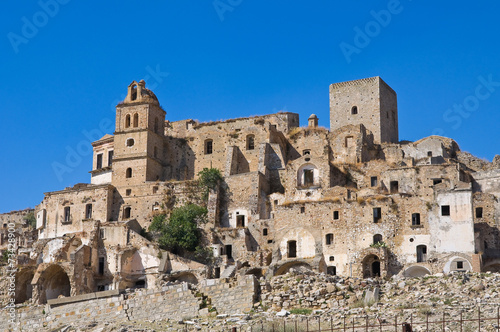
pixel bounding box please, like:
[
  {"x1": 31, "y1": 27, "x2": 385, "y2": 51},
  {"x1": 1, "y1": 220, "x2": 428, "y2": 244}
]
[{"x1": 199, "y1": 275, "x2": 257, "y2": 314}]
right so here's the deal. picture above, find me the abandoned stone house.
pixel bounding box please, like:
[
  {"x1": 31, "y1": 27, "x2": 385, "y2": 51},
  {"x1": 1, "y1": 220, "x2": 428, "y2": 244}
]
[{"x1": 5, "y1": 76, "x2": 500, "y2": 306}]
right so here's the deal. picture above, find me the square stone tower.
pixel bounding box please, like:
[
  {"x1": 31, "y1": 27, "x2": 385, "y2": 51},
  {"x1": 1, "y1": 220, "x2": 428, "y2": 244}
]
[{"x1": 329, "y1": 76, "x2": 398, "y2": 144}]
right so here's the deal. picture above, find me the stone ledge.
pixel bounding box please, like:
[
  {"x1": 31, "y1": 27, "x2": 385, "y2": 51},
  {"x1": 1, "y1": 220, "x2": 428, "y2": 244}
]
[{"x1": 48, "y1": 289, "x2": 120, "y2": 307}]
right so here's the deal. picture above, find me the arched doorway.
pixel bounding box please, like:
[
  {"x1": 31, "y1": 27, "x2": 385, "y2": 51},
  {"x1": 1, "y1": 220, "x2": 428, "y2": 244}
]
[
  {"x1": 41, "y1": 265, "x2": 71, "y2": 303},
  {"x1": 362, "y1": 255, "x2": 381, "y2": 278},
  {"x1": 15, "y1": 269, "x2": 34, "y2": 304}
]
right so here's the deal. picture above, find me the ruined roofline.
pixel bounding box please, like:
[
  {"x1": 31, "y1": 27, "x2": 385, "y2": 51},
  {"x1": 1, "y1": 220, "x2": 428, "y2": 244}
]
[
  {"x1": 0, "y1": 208, "x2": 34, "y2": 215},
  {"x1": 43, "y1": 183, "x2": 113, "y2": 196},
  {"x1": 330, "y1": 76, "x2": 396, "y2": 96},
  {"x1": 167, "y1": 111, "x2": 299, "y2": 128}
]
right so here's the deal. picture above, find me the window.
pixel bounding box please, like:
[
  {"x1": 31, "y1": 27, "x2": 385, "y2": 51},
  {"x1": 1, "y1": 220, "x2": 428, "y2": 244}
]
[
  {"x1": 288, "y1": 241, "x2": 297, "y2": 258},
  {"x1": 126, "y1": 138, "x2": 135, "y2": 147},
  {"x1": 329, "y1": 256, "x2": 335, "y2": 261},
  {"x1": 98, "y1": 257, "x2": 105, "y2": 275},
  {"x1": 390, "y1": 181, "x2": 399, "y2": 194},
  {"x1": 304, "y1": 170, "x2": 314, "y2": 186},
  {"x1": 85, "y1": 204, "x2": 92, "y2": 219},
  {"x1": 133, "y1": 113, "x2": 139, "y2": 127},
  {"x1": 373, "y1": 234, "x2": 382, "y2": 244},
  {"x1": 131, "y1": 85, "x2": 137, "y2": 101},
  {"x1": 100, "y1": 229, "x2": 105, "y2": 239},
  {"x1": 325, "y1": 233, "x2": 334, "y2": 245},
  {"x1": 373, "y1": 208, "x2": 382, "y2": 223},
  {"x1": 351, "y1": 106, "x2": 358, "y2": 115},
  {"x1": 225, "y1": 245, "x2": 233, "y2": 259},
  {"x1": 246, "y1": 135, "x2": 255, "y2": 150},
  {"x1": 433, "y1": 179, "x2": 442, "y2": 185},
  {"x1": 205, "y1": 139, "x2": 213, "y2": 154},
  {"x1": 123, "y1": 207, "x2": 131, "y2": 219},
  {"x1": 64, "y1": 207, "x2": 71, "y2": 223},
  {"x1": 456, "y1": 261, "x2": 464, "y2": 269},
  {"x1": 263, "y1": 228, "x2": 268, "y2": 236},
  {"x1": 327, "y1": 266, "x2": 337, "y2": 275},
  {"x1": 411, "y1": 213, "x2": 421, "y2": 226},
  {"x1": 345, "y1": 136, "x2": 354, "y2": 148},
  {"x1": 126, "y1": 168, "x2": 132, "y2": 178},
  {"x1": 416, "y1": 245, "x2": 427, "y2": 263},
  {"x1": 153, "y1": 186, "x2": 158, "y2": 194},
  {"x1": 333, "y1": 211, "x2": 339, "y2": 220},
  {"x1": 274, "y1": 200, "x2": 278, "y2": 207},
  {"x1": 300, "y1": 207, "x2": 305, "y2": 214},
  {"x1": 96, "y1": 154, "x2": 103, "y2": 169},
  {"x1": 108, "y1": 150, "x2": 113, "y2": 166},
  {"x1": 303, "y1": 150, "x2": 311, "y2": 156},
  {"x1": 476, "y1": 207, "x2": 483, "y2": 218},
  {"x1": 370, "y1": 176, "x2": 378, "y2": 187},
  {"x1": 126, "y1": 189, "x2": 131, "y2": 196},
  {"x1": 427, "y1": 151, "x2": 433, "y2": 157},
  {"x1": 125, "y1": 114, "x2": 131, "y2": 128},
  {"x1": 441, "y1": 205, "x2": 450, "y2": 216}
]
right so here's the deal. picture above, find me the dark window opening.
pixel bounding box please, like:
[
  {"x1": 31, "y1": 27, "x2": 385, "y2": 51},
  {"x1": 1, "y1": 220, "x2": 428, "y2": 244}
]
[
  {"x1": 288, "y1": 241, "x2": 297, "y2": 258},
  {"x1": 205, "y1": 140, "x2": 213, "y2": 154},
  {"x1": 274, "y1": 200, "x2": 278, "y2": 207},
  {"x1": 153, "y1": 186, "x2": 158, "y2": 194},
  {"x1": 64, "y1": 207, "x2": 71, "y2": 223},
  {"x1": 433, "y1": 179, "x2": 442, "y2": 185},
  {"x1": 98, "y1": 257, "x2": 104, "y2": 275},
  {"x1": 108, "y1": 150, "x2": 113, "y2": 166},
  {"x1": 304, "y1": 169, "x2": 314, "y2": 186},
  {"x1": 441, "y1": 205, "x2": 450, "y2": 216},
  {"x1": 412, "y1": 213, "x2": 421, "y2": 226},
  {"x1": 135, "y1": 280, "x2": 145, "y2": 288},
  {"x1": 133, "y1": 113, "x2": 139, "y2": 127},
  {"x1": 300, "y1": 207, "x2": 305, "y2": 214},
  {"x1": 390, "y1": 181, "x2": 399, "y2": 194},
  {"x1": 125, "y1": 114, "x2": 131, "y2": 128},
  {"x1": 100, "y1": 229, "x2": 105, "y2": 239},
  {"x1": 214, "y1": 267, "x2": 221, "y2": 278},
  {"x1": 476, "y1": 207, "x2": 483, "y2": 218},
  {"x1": 126, "y1": 138, "x2": 134, "y2": 147},
  {"x1": 370, "y1": 176, "x2": 378, "y2": 187},
  {"x1": 351, "y1": 106, "x2": 358, "y2": 115},
  {"x1": 225, "y1": 245, "x2": 232, "y2": 259},
  {"x1": 373, "y1": 207, "x2": 382, "y2": 223},
  {"x1": 373, "y1": 234, "x2": 382, "y2": 244},
  {"x1": 327, "y1": 266, "x2": 337, "y2": 275},
  {"x1": 329, "y1": 256, "x2": 334, "y2": 262},
  {"x1": 416, "y1": 245, "x2": 427, "y2": 263},
  {"x1": 456, "y1": 261, "x2": 464, "y2": 269},
  {"x1": 126, "y1": 168, "x2": 132, "y2": 178},
  {"x1": 333, "y1": 211, "x2": 339, "y2": 220},
  {"x1": 131, "y1": 85, "x2": 137, "y2": 101},
  {"x1": 325, "y1": 233, "x2": 334, "y2": 245},
  {"x1": 96, "y1": 154, "x2": 103, "y2": 169},
  {"x1": 247, "y1": 135, "x2": 255, "y2": 150},
  {"x1": 236, "y1": 215, "x2": 245, "y2": 227},
  {"x1": 427, "y1": 151, "x2": 433, "y2": 157},
  {"x1": 126, "y1": 189, "x2": 131, "y2": 196},
  {"x1": 124, "y1": 207, "x2": 131, "y2": 219},
  {"x1": 303, "y1": 150, "x2": 311, "y2": 156},
  {"x1": 267, "y1": 239, "x2": 273, "y2": 244},
  {"x1": 371, "y1": 261, "x2": 381, "y2": 277},
  {"x1": 85, "y1": 204, "x2": 92, "y2": 219},
  {"x1": 263, "y1": 228, "x2": 268, "y2": 236}
]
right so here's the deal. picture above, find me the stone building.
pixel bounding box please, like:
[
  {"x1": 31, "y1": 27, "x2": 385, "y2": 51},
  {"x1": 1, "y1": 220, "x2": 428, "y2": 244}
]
[{"x1": 5, "y1": 76, "x2": 500, "y2": 305}]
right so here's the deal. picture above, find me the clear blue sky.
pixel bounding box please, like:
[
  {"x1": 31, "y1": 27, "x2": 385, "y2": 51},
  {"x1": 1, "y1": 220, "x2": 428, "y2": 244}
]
[{"x1": 1, "y1": 1, "x2": 499, "y2": 213}]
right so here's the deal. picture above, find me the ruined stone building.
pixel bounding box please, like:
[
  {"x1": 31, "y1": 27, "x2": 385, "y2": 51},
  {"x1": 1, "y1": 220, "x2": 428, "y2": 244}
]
[{"x1": 5, "y1": 76, "x2": 500, "y2": 306}]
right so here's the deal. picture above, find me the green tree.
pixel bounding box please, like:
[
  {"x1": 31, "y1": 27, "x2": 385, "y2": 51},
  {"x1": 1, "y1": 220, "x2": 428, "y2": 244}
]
[
  {"x1": 23, "y1": 211, "x2": 36, "y2": 229},
  {"x1": 198, "y1": 168, "x2": 222, "y2": 201},
  {"x1": 149, "y1": 204, "x2": 207, "y2": 253}
]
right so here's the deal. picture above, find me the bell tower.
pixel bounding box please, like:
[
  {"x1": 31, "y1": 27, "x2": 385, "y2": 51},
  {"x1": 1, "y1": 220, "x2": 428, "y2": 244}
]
[{"x1": 112, "y1": 80, "x2": 166, "y2": 187}]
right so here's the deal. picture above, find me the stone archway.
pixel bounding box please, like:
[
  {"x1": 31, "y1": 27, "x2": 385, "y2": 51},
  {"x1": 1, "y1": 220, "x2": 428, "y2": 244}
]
[
  {"x1": 245, "y1": 268, "x2": 263, "y2": 279},
  {"x1": 168, "y1": 272, "x2": 199, "y2": 284},
  {"x1": 15, "y1": 268, "x2": 35, "y2": 304},
  {"x1": 275, "y1": 261, "x2": 312, "y2": 276},
  {"x1": 403, "y1": 265, "x2": 431, "y2": 278},
  {"x1": 40, "y1": 265, "x2": 71, "y2": 304},
  {"x1": 362, "y1": 254, "x2": 381, "y2": 278}
]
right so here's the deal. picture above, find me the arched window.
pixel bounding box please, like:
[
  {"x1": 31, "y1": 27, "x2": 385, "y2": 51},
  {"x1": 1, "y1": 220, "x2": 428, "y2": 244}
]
[
  {"x1": 297, "y1": 164, "x2": 318, "y2": 188},
  {"x1": 351, "y1": 106, "x2": 358, "y2": 115},
  {"x1": 329, "y1": 256, "x2": 335, "y2": 261},
  {"x1": 133, "y1": 113, "x2": 139, "y2": 127},
  {"x1": 126, "y1": 168, "x2": 132, "y2": 178},
  {"x1": 123, "y1": 207, "x2": 131, "y2": 219},
  {"x1": 373, "y1": 234, "x2": 383, "y2": 244},
  {"x1": 246, "y1": 135, "x2": 255, "y2": 150},
  {"x1": 125, "y1": 114, "x2": 131, "y2": 128},
  {"x1": 325, "y1": 233, "x2": 334, "y2": 245},
  {"x1": 205, "y1": 139, "x2": 213, "y2": 155},
  {"x1": 154, "y1": 117, "x2": 159, "y2": 134},
  {"x1": 131, "y1": 85, "x2": 137, "y2": 101}
]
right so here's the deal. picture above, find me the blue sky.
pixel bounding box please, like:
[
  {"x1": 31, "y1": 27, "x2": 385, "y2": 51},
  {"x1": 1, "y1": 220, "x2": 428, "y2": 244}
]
[{"x1": 1, "y1": 1, "x2": 499, "y2": 213}]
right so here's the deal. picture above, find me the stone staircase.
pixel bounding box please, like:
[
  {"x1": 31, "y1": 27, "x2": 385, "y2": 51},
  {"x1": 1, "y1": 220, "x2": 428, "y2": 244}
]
[{"x1": 220, "y1": 265, "x2": 236, "y2": 278}]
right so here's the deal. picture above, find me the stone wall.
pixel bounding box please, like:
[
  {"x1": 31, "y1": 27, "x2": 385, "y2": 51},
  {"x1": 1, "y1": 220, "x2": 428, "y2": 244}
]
[{"x1": 0, "y1": 276, "x2": 257, "y2": 331}]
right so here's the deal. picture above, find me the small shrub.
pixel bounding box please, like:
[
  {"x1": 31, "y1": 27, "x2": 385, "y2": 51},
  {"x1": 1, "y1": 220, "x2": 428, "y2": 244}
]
[{"x1": 289, "y1": 308, "x2": 312, "y2": 315}]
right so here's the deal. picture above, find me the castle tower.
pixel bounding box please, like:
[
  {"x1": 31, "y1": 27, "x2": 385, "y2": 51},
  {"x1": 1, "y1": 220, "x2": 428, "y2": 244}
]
[
  {"x1": 112, "y1": 80, "x2": 166, "y2": 186},
  {"x1": 329, "y1": 77, "x2": 398, "y2": 144}
]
